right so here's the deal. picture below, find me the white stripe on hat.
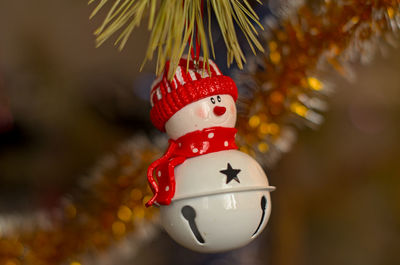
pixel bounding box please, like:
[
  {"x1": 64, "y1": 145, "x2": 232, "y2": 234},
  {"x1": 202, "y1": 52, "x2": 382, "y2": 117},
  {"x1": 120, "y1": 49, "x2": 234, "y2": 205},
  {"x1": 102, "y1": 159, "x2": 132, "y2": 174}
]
[
  {"x1": 189, "y1": 69, "x2": 197, "y2": 81},
  {"x1": 150, "y1": 91, "x2": 156, "y2": 107},
  {"x1": 209, "y1": 60, "x2": 221, "y2": 75},
  {"x1": 163, "y1": 77, "x2": 172, "y2": 93},
  {"x1": 156, "y1": 88, "x2": 162, "y2": 100},
  {"x1": 172, "y1": 78, "x2": 178, "y2": 89},
  {"x1": 197, "y1": 68, "x2": 209, "y2": 78},
  {"x1": 175, "y1": 66, "x2": 186, "y2": 85}
]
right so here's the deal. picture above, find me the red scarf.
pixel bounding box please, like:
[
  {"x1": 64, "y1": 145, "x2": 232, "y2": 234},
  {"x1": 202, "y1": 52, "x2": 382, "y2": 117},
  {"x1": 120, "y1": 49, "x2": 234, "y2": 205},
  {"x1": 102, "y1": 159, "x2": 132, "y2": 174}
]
[{"x1": 146, "y1": 126, "x2": 238, "y2": 207}]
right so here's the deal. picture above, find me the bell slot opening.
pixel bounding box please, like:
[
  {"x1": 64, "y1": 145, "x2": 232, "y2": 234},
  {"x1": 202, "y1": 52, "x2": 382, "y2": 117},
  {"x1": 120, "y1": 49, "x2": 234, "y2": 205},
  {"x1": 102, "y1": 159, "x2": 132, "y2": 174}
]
[{"x1": 181, "y1": 205, "x2": 205, "y2": 244}]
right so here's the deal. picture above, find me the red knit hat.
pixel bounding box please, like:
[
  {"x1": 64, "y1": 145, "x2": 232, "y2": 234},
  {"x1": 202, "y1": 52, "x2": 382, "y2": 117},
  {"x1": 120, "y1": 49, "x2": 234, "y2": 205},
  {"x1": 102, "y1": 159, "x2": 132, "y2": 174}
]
[{"x1": 150, "y1": 57, "x2": 238, "y2": 131}]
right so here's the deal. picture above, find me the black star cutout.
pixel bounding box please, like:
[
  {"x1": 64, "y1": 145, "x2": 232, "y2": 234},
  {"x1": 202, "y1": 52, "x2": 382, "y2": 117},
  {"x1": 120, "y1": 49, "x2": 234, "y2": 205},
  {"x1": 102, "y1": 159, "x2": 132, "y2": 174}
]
[{"x1": 220, "y1": 163, "x2": 241, "y2": 184}]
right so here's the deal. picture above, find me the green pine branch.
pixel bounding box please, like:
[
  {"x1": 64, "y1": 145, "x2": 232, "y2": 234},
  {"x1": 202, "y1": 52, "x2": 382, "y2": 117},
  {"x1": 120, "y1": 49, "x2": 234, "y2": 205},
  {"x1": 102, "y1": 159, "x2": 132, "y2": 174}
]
[{"x1": 89, "y1": 0, "x2": 264, "y2": 77}]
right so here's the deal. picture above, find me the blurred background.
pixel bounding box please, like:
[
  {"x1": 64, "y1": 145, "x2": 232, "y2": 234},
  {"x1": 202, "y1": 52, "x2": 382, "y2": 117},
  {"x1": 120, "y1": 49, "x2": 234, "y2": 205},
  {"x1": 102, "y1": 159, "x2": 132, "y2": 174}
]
[{"x1": 0, "y1": 1, "x2": 399, "y2": 265}]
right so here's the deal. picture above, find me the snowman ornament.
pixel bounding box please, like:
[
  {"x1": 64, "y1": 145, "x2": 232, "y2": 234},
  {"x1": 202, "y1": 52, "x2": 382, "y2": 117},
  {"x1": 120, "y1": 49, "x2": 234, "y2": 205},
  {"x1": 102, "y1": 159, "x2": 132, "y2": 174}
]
[{"x1": 146, "y1": 58, "x2": 275, "y2": 253}]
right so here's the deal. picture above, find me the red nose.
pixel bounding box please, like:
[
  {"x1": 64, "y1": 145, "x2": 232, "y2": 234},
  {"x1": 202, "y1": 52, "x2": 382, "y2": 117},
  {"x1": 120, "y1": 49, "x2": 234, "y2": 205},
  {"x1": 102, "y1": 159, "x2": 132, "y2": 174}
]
[{"x1": 213, "y1": 106, "x2": 226, "y2": 116}]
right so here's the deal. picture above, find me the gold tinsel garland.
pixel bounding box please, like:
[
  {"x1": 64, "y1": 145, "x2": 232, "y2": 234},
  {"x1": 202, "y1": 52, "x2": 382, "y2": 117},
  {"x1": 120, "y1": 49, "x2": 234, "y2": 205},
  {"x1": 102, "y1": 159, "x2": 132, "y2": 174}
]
[
  {"x1": 236, "y1": 0, "x2": 400, "y2": 166},
  {"x1": 0, "y1": 136, "x2": 161, "y2": 265},
  {"x1": 1, "y1": 1, "x2": 400, "y2": 264}
]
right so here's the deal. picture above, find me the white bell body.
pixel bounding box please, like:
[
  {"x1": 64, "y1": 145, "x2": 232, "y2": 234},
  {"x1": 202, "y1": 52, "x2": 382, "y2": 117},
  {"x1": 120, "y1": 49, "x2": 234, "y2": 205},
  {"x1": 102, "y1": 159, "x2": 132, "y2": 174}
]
[{"x1": 160, "y1": 149, "x2": 273, "y2": 253}]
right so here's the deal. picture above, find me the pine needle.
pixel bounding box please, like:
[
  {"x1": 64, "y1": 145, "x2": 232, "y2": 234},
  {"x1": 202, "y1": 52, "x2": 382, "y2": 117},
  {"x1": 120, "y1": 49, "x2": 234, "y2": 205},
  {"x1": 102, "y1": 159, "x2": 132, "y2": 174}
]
[{"x1": 89, "y1": 0, "x2": 264, "y2": 75}]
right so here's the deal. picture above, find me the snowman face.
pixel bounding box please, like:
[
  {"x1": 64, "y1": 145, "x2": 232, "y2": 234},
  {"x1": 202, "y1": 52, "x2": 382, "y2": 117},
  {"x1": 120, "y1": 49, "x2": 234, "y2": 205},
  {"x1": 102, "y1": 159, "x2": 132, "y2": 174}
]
[{"x1": 165, "y1": 94, "x2": 237, "y2": 140}]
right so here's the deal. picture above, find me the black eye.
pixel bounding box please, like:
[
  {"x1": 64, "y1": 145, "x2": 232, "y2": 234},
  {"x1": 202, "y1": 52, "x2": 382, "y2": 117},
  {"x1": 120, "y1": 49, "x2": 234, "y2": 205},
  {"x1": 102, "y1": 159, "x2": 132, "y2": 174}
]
[
  {"x1": 217, "y1": 95, "x2": 221, "y2": 102},
  {"x1": 210, "y1": 97, "x2": 216, "y2": 104}
]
